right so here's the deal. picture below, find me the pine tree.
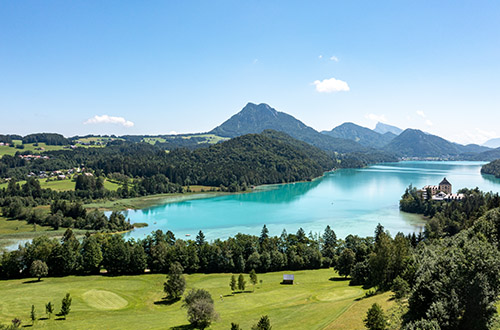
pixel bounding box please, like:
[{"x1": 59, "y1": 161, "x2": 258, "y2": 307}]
[
  {"x1": 238, "y1": 274, "x2": 246, "y2": 292},
  {"x1": 249, "y1": 269, "x2": 258, "y2": 292},
  {"x1": 60, "y1": 293, "x2": 72, "y2": 319},
  {"x1": 30, "y1": 305, "x2": 36, "y2": 325},
  {"x1": 230, "y1": 275, "x2": 237, "y2": 293},
  {"x1": 252, "y1": 315, "x2": 272, "y2": 330},
  {"x1": 364, "y1": 303, "x2": 387, "y2": 330},
  {"x1": 45, "y1": 301, "x2": 54, "y2": 319}
]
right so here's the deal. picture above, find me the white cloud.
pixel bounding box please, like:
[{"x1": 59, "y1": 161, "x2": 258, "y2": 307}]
[
  {"x1": 318, "y1": 55, "x2": 323, "y2": 59},
  {"x1": 330, "y1": 56, "x2": 339, "y2": 62},
  {"x1": 365, "y1": 113, "x2": 387, "y2": 123},
  {"x1": 168, "y1": 131, "x2": 178, "y2": 135},
  {"x1": 313, "y1": 77, "x2": 350, "y2": 93},
  {"x1": 84, "y1": 115, "x2": 134, "y2": 127},
  {"x1": 416, "y1": 110, "x2": 426, "y2": 118},
  {"x1": 425, "y1": 119, "x2": 433, "y2": 126}
]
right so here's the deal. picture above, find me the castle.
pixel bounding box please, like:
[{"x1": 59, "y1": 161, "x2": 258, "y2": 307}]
[{"x1": 419, "y1": 177, "x2": 464, "y2": 201}]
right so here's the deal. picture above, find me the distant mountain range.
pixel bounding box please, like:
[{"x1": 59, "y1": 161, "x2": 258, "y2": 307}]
[
  {"x1": 483, "y1": 138, "x2": 500, "y2": 149},
  {"x1": 374, "y1": 122, "x2": 403, "y2": 135},
  {"x1": 382, "y1": 129, "x2": 489, "y2": 157},
  {"x1": 209, "y1": 102, "x2": 493, "y2": 160},
  {"x1": 209, "y1": 103, "x2": 370, "y2": 154},
  {"x1": 321, "y1": 122, "x2": 395, "y2": 149}
]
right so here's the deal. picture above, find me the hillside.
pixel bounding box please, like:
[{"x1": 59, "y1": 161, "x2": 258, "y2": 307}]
[
  {"x1": 322, "y1": 122, "x2": 394, "y2": 148},
  {"x1": 209, "y1": 103, "x2": 369, "y2": 154},
  {"x1": 481, "y1": 159, "x2": 500, "y2": 178},
  {"x1": 166, "y1": 132, "x2": 334, "y2": 187},
  {"x1": 260, "y1": 130, "x2": 335, "y2": 170},
  {"x1": 374, "y1": 122, "x2": 403, "y2": 135},
  {"x1": 474, "y1": 147, "x2": 500, "y2": 161},
  {"x1": 384, "y1": 129, "x2": 462, "y2": 157}
]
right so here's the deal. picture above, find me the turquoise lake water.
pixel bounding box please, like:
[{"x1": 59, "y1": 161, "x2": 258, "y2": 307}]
[{"x1": 123, "y1": 161, "x2": 500, "y2": 241}]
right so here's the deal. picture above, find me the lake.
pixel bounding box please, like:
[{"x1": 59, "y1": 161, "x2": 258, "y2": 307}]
[{"x1": 123, "y1": 161, "x2": 500, "y2": 241}]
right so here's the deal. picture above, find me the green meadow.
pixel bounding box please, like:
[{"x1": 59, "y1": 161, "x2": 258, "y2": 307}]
[
  {"x1": 0, "y1": 178, "x2": 121, "y2": 192},
  {"x1": 0, "y1": 268, "x2": 395, "y2": 330},
  {"x1": 0, "y1": 141, "x2": 66, "y2": 158}
]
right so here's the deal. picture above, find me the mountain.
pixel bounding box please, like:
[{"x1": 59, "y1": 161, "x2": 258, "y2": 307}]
[
  {"x1": 455, "y1": 143, "x2": 490, "y2": 154},
  {"x1": 322, "y1": 122, "x2": 395, "y2": 148},
  {"x1": 473, "y1": 147, "x2": 500, "y2": 161},
  {"x1": 209, "y1": 103, "x2": 369, "y2": 154},
  {"x1": 374, "y1": 122, "x2": 403, "y2": 135},
  {"x1": 384, "y1": 129, "x2": 464, "y2": 157},
  {"x1": 483, "y1": 138, "x2": 500, "y2": 149}
]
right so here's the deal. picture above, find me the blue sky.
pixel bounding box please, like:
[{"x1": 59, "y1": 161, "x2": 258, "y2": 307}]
[{"x1": 1, "y1": 1, "x2": 499, "y2": 144}]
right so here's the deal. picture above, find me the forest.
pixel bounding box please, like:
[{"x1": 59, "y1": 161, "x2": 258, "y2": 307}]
[{"x1": 482, "y1": 159, "x2": 500, "y2": 178}]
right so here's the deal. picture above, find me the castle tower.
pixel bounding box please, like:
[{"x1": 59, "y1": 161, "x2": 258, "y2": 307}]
[{"x1": 439, "y1": 177, "x2": 452, "y2": 194}]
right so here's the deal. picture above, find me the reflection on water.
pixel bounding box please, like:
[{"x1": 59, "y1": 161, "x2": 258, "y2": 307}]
[{"x1": 123, "y1": 161, "x2": 500, "y2": 241}]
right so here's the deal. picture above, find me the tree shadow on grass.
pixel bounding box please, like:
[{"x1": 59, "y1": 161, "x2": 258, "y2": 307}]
[
  {"x1": 22, "y1": 279, "x2": 41, "y2": 284},
  {"x1": 154, "y1": 297, "x2": 181, "y2": 306},
  {"x1": 170, "y1": 324, "x2": 195, "y2": 330},
  {"x1": 38, "y1": 317, "x2": 49, "y2": 321},
  {"x1": 329, "y1": 277, "x2": 349, "y2": 282},
  {"x1": 22, "y1": 325, "x2": 33, "y2": 327}
]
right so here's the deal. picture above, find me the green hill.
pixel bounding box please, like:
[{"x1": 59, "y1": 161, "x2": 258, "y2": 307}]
[
  {"x1": 166, "y1": 132, "x2": 335, "y2": 186},
  {"x1": 481, "y1": 159, "x2": 500, "y2": 178},
  {"x1": 322, "y1": 122, "x2": 394, "y2": 148}
]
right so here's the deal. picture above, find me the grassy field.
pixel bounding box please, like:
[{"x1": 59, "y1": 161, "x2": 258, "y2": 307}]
[
  {"x1": 0, "y1": 269, "x2": 396, "y2": 329},
  {"x1": 0, "y1": 178, "x2": 121, "y2": 192},
  {"x1": 142, "y1": 134, "x2": 229, "y2": 145},
  {"x1": 0, "y1": 141, "x2": 66, "y2": 157}
]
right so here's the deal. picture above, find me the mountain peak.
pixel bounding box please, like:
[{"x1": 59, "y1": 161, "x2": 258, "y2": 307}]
[
  {"x1": 374, "y1": 122, "x2": 403, "y2": 135},
  {"x1": 209, "y1": 103, "x2": 371, "y2": 154},
  {"x1": 241, "y1": 102, "x2": 278, "y2": 116},
  {"x1": 322, "y1": 122, "x2": 395, "y2": 148}
]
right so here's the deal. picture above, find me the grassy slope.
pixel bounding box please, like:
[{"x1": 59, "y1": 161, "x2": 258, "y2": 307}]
[{"x1": 0, "y1": 269, "x2": 395, "y2": 330}]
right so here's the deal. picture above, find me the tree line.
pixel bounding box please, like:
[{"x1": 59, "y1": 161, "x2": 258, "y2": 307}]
[{"x1": 481, "y1": 159, "x2": 500, "y2": 178}]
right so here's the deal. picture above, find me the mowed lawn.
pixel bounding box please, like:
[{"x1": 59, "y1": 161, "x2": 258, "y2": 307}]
[{"x1": 0, "y1": 269, "x2": 394, "y2": 329}]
